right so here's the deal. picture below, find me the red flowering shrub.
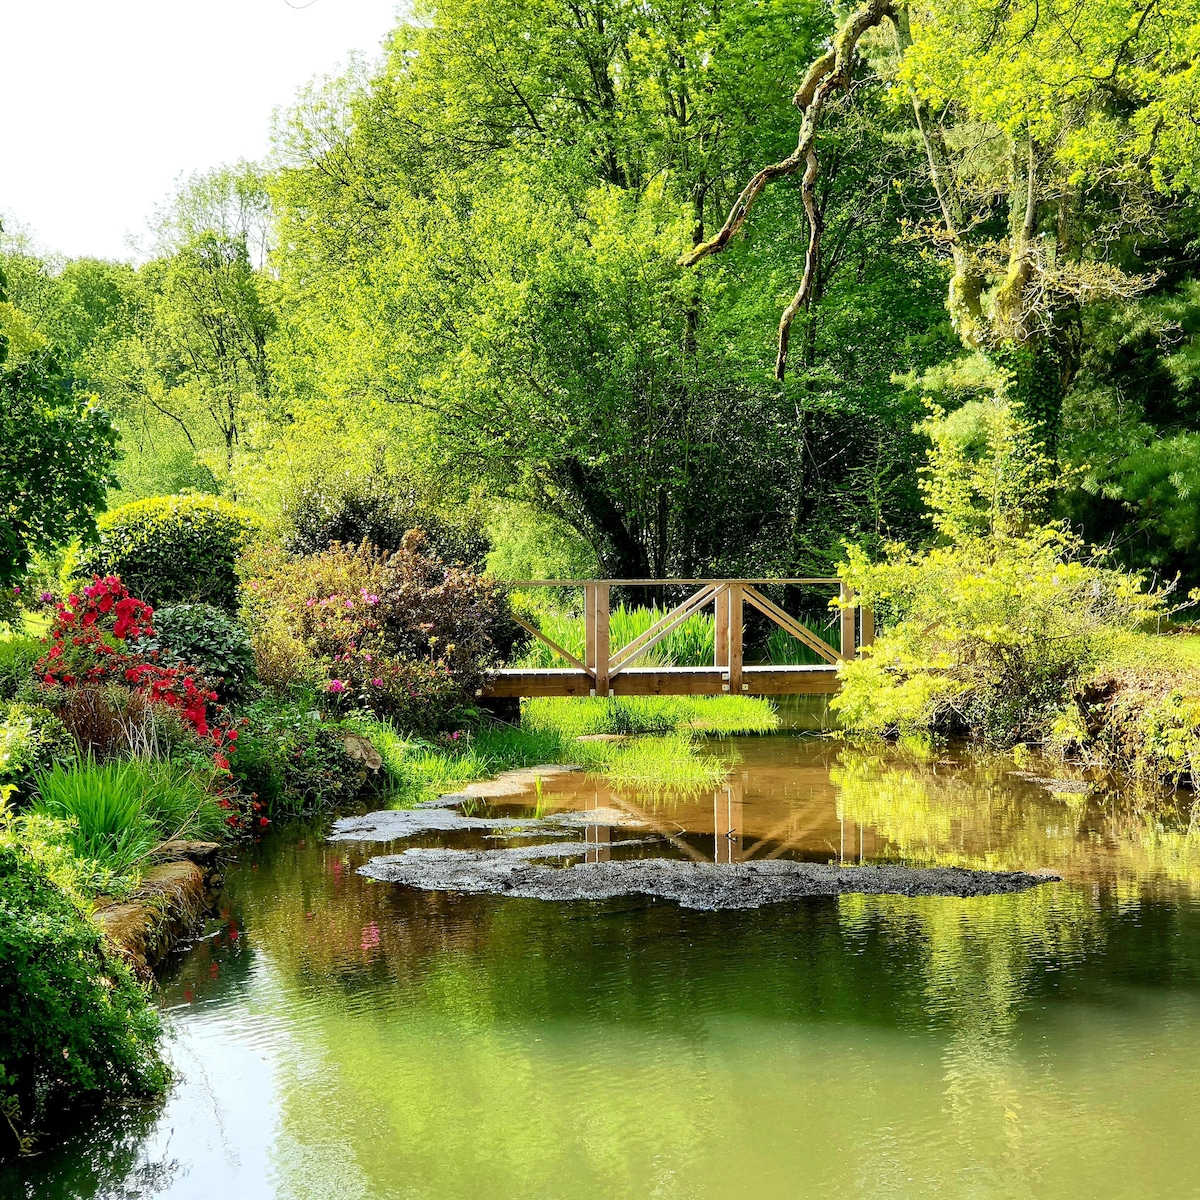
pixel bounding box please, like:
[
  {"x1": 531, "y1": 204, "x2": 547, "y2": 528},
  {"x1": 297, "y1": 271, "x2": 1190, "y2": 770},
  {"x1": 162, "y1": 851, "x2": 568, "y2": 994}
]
[{"x1": 35, "y1": 575, "x2": 236, "y2": 766}]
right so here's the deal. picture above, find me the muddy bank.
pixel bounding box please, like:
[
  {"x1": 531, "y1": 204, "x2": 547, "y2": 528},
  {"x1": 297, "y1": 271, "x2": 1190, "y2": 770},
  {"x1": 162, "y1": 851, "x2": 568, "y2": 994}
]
[
  {"x1": 358, "y1": 847, "x2": 1058, "y2": 909},
  {"x1": 95, "y1": 841, "x2": 222, "y2": 978}
]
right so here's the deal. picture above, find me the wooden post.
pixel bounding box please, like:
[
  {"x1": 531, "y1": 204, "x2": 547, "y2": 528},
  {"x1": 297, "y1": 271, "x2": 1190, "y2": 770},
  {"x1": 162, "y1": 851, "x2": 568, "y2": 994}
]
[
  {"x1": 594, "y1": 584, "x2": 610, "y2": 696},
  {"x1": 727, "y1": 582, "x2": 743, "y2": 693},
  {"x1": 860, "y1": 605, "x2": 875, "y2": 650},
  {"x1": 714, "y1": 586, "x2": 729, "y2": 667},
  {"x1": 840, "y1": 582, "x2": 856, "y2": 660},
  {"x1": 584, "y1": 584, "x2": 597, "y2": 672}
]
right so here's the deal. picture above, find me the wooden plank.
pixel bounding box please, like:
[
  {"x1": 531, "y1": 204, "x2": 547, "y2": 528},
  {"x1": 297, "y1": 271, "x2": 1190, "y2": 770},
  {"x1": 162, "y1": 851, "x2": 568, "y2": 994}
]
[
  {"x1": 594, "y1": 584, "x2": 610, "y2": 696},
  {"x1": 481, "y1": 665, "x2": 842, "y2": 698},
  {"x1": 742, "y1": 585, "x2": 841, "y2": 666},
  {"x1": 714, "y1": 586, "x2": 729, "y2": 667},
  {"x1": 727, "y1": 583, "x2": 744, "y2": 694},
  {"x1": 511, "y1": 614, "x2": 591, "y2": 675},
  {"x1": 483, "y1": 669, "x2": 595, "y2": 697},
  {"x1": 840, "y1": 583, "x2": 856, "y2": 660},
  {"x1": 608, "y1": 585, "x2": 718, "y2": 674},
  {"x1": 506, "y1": 578, "x2": 842, "y2": 587},
  {"x1": 861, "y1": 605, "x2": 875, "y2": 648}
]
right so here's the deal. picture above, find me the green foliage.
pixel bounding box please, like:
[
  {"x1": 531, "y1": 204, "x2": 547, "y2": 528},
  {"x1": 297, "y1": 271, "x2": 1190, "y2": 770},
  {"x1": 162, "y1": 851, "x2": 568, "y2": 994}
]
[
  {"x1": 282, "y1": 467, "x2": 489, "y2": 567},
  {"x1": 77, "y1": 493, "x2": 262, "y2": 612},
  {"x1": 0, "y1": 637, "x2": 40, "y2": 702},
  {"x1": 32, "y1": 758, "x2": 223, "y2": 874},
  {"x1": 0, "y1": 703, "x2": 74, "y2": 794},
  {"x1": 833, "y1": 404, "x2": 1158, "y2": 743},
  {"x1": 230, "y1": 700, "x2": 384, "y2": 818},
  {"x1": 0, "y1": 352, "x2": 118, "y2": 597},
  {"x1": 143, "y1": 603, "x2": 255, "y2": 699},
  {"x1": 0, "y1": 813, "x2": 166, "y2": 1151}
]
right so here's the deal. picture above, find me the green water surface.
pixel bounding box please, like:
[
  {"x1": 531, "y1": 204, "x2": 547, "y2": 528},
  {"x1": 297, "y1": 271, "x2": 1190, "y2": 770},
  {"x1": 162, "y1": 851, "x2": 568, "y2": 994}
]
[{"x1": 9, "y1": 736, "x2": 1200, "y2": 1199}]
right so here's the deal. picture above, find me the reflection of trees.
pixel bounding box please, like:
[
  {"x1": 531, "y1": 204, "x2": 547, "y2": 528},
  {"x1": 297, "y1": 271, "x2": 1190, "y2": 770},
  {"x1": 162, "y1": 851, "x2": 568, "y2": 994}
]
[
  {"x1": 833, "y1": 747, "x2": 1200, "y2": 893},
  {"x1": 0, "y1": 1097, "x2": 176, "y2": 1198},
  {"x1": 145, "y1": 812, "x2": 1200, "y2": 1199}
]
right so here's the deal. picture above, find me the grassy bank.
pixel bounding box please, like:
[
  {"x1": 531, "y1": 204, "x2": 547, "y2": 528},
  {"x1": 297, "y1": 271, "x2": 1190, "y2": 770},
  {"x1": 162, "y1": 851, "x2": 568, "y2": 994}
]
[{"x1": 357, "y1": 694, "x2": 780, "y2": 805}]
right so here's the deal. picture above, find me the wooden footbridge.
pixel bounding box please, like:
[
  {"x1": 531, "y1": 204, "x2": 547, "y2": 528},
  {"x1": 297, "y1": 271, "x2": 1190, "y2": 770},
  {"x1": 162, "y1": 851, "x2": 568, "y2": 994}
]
[{"x1": 483, "y1": 579, "x2": 873, "y2": 699}]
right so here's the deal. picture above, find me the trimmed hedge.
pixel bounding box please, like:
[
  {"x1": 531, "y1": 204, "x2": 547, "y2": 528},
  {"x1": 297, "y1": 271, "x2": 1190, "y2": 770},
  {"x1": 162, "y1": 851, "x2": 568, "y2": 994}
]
[{"x1": 76, "y1": 494, "x2": 261, "y2": 612}]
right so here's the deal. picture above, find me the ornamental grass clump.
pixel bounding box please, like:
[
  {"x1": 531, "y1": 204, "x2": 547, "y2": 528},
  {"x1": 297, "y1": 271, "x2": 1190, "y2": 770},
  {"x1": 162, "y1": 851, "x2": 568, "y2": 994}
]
[
  {"x1": 833, "y1": 399, "x2": 1161, "y2": 744},
  {"x1": 33, "y1": 758, "x2": 226, "y2": 875}
]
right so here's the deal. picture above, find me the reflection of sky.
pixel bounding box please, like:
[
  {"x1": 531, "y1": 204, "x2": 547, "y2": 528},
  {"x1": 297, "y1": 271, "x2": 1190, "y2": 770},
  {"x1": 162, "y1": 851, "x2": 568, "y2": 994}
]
[{"x1": 138, "y1": 962, "x2": 284, "y2": 1199}]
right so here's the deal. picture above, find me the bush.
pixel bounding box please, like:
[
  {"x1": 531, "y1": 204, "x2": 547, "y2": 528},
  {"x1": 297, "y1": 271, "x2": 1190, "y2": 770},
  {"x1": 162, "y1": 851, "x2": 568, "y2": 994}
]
[
  {"x1": 0, "y1": 813, "x2": 166, "y2": 1154},
  {"x1": 230, "y1": 700, "x2": 384, "y2": 818},
  {"x1": 76, "y1": 494, "x2": 261, "y2": 613},
  {"x1": 141, "y1": 603, "x2": 255, "y2": 700},
  {"x1": 0, "y1": 703, "x2": 74, "y2": 795},
  {"x1": 832, "y1": 401, "x2": 1159, "y2": 743},
  {"x1": 37, "y1": 576, "x2": 236, "y2": 768},
  {"x1": 0, "y1": 636, "x2": 40, "y2": 702},
  {"x1": 244, "y1": 533, "x2": 517, "y2": 731},
  {"x1": 282, "y1": 469, "x2": 488, "y2": 567}
]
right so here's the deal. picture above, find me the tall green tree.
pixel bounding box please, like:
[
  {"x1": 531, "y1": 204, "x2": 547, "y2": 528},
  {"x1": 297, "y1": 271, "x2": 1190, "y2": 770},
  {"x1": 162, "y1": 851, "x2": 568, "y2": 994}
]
[
  {"x1": 0, "y1": 261, "x2": 119, "y2": 600},
  {"x1": 269, "y1": 0, "x2": 949, "y2": 576}
]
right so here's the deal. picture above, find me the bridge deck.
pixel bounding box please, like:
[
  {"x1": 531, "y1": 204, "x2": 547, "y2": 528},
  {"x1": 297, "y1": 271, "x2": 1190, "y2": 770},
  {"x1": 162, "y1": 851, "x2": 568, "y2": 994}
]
[{"x1": 482, "y1": 665, "x2": 841, "y2": 698}]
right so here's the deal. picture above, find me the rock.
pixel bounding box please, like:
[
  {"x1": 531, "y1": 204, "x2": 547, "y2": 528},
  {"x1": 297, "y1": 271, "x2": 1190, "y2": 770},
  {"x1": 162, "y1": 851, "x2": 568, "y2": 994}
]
[
  {"x1": 151, "y1": 840, "x2": 222, "y2": 866},
  {"x1": 358, "y1": 850, "x2": 1060, "y2": 910},
  {"x1": 95, "y1": 860, "x2": 213, "y2": 979},
  {"x1": 343, "y1": 733, "x2": 383, "y2": 771}
]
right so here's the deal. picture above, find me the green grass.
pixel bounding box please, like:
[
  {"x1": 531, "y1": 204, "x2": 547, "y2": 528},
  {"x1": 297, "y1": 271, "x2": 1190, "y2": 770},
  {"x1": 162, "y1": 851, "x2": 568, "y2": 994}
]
[
  {"x1": 765, "y1": 617, "x2": 841, "y2": 665},
  {"x1": 1099, "y1": 631, "x2": 1200, "y2": 672},
  {"x1": 517, "y1": 604, "x2": 715, "y2": 668},
  {"x1": 522, "y1": 694, "x2": 779, "y2": 737},
  {"x1": 32, "y1": 758, "x2": 224, "y2": 876},
  {"x1": 356, "y1": 693, "x2": 777, "y2": 806}
]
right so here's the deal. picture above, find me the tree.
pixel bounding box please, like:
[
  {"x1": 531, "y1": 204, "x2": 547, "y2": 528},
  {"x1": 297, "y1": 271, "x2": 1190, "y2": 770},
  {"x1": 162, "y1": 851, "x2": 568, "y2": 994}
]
[
  {"x1": 686, "y1": 0, "x2": 1200, "y2": 447},
  {"x1": 0, "y1": 263, "x2": 119, "y2": 597},
  {"x1": 269, "y1": 0, "x2": 949, "y2": 577}
]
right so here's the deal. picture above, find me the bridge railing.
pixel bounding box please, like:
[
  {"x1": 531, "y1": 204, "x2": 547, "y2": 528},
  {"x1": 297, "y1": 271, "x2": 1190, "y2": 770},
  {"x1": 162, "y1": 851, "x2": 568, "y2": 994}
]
[{"x1": 505, "y1": 579, "x2": 874, "y2": 697}]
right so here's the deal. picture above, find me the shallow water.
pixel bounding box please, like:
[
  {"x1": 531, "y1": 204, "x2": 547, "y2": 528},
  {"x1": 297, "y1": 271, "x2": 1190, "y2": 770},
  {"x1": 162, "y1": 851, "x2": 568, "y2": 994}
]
[{"x1": 10, "y1": 734, "x2": 1200, "y2": 1199}]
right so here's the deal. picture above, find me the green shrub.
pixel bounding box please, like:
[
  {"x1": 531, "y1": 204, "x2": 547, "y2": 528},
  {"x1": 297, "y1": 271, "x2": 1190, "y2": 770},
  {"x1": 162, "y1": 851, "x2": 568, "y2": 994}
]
[
  {"x1": 0, "y1": 813, "x2": 166, "y2": 1153},
  {"x1": 76, "y1": 494, "x2": 262, "y2": 612},
  {"x1": 32, "y1": 759, "x2": 223, "y2": 874},
  {"x1": 832, "y1": 400, "x2": 1159, "y2": 743},
  {"x1": 142, "y1": 603, "x2": 255, "y2": 699},
  {"x1": 0, "y1": 636, "x2": 40, "y2": 702},
  {"x1": 282, "y1": 469, "x2": 489, "y2": 567},
  {"x1": 0, "y1": 703, "x2": 74, "y2": 794},
  {"x1": 231, "y1": 700, "x2": 384, "y2": 818}
]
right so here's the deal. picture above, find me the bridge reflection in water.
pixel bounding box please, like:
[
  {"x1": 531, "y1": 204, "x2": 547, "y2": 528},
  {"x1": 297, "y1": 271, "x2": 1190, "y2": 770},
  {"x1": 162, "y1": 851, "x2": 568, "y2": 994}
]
[
  {"x1": 484, "y1": 578, "x2": 873, "y2": 699},
  {"x1": 557, "y1": 744, "x2": 881, "y2": 868}
]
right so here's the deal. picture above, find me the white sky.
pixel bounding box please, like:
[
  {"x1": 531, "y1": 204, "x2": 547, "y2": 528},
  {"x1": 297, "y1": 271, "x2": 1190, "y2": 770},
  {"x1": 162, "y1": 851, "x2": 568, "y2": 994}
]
[{"x1": 0, "y1": 0, "x2": 402, "y2": 261}]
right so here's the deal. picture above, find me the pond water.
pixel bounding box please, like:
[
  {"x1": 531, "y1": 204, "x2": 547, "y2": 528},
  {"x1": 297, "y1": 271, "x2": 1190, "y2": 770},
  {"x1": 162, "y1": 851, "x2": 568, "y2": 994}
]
[{"x1": 10, "y1": 730, "x2": 1200, "y2": 1199}]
